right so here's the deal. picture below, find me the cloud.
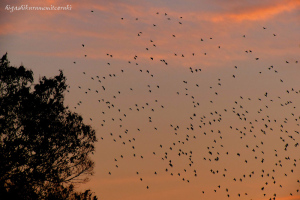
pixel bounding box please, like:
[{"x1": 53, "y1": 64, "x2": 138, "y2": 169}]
[
  {"x1": 1, "y1": 0, "x2": 299, "y2": 71},
  {"x1": 276, "y1": 195, "x2": 300, "y2": 200},
  {"x1": 211, "y1": 0, "x2": 300, "y2": 22},
  {"x1": 157, "y1": 0, "x2": 300, "y2": 23}
]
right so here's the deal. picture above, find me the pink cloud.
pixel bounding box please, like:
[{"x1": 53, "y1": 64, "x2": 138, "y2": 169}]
[
  {"x1": 275, "y1": 195, "x2": 300, "y2": 200},
  {"x1": 212, "y1": 0, "x2": 300, "y2": 22}
]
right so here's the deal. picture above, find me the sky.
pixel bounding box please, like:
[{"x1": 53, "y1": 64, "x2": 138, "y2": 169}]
[{"x1": 1, "y1": 0, "x2": 300, "y2": 200}]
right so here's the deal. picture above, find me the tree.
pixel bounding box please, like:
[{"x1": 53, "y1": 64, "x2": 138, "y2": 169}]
[{"x1": 0, "y1": 53, "x2": 97, "y2": 199}]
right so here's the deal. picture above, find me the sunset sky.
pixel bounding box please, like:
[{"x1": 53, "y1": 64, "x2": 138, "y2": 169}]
[{"x1": 1, "y1": 0, "x2": 300, "y2": 199}]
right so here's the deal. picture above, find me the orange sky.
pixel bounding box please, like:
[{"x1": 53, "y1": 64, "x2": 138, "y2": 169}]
[{"x1": 1, "y1": 0, "x2": 300, "y2": 199}]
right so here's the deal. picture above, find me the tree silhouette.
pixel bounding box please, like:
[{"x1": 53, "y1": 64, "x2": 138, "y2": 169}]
[{"x1": 0, "y1": 53, "x2": 97, "y2": 200}]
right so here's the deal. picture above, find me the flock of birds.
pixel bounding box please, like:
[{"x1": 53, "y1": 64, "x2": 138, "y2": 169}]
[{"x1": 67, "y1": 9, "x2": 300, "y2": 200}]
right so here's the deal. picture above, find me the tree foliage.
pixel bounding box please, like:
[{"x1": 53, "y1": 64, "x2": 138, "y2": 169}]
[{"x1": 0, "y1": 53, "x2": 97, "y2": 199}]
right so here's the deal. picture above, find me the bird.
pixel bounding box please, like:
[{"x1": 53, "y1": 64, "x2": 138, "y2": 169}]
[{"x1": 68, "y1": 12, "x2": 299, "y2": 200}]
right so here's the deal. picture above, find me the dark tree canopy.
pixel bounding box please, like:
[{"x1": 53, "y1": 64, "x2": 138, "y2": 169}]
[{"x1": 0, "y1": 53, "x2": 97, "y2": 200}]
